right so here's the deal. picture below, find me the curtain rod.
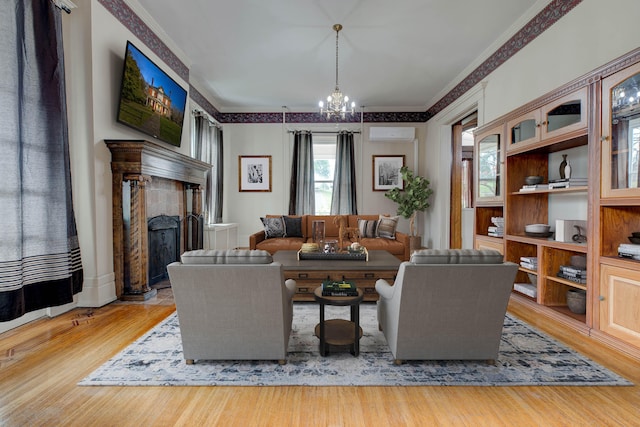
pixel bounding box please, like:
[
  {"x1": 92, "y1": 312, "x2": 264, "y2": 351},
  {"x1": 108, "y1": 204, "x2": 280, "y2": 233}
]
[
  {"x1": 287, "y1": 130, "x2": 361, "y2": 134},
  {"x1": 192, "y1": 109, "x2": 222, "y2": 128}
]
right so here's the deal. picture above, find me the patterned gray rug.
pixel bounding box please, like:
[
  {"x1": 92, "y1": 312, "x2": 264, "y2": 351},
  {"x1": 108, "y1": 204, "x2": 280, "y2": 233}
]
[{"x1": 79, "y1": 304, "x2": 631, "y2": 386}]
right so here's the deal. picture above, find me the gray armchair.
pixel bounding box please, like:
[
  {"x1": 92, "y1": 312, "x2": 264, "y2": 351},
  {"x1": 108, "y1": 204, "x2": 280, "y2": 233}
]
[
  {"x1": 375, "y1": 249, "x2": 518, "y2": 364},
  {"x1": 167, "y1": 249, "x2": 296, "y2": 365}
]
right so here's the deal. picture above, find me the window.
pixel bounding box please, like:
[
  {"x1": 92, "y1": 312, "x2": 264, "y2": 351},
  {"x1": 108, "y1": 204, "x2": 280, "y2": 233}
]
[
  {"x1": 461, "y1": 128, "x2": 476, "y2": 208},
  {"x1": 313, "y1": 136, "x2": 337, "y2": 215}
]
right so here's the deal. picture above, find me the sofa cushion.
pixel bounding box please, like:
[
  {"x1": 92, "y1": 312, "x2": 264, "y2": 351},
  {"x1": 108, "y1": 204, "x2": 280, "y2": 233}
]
[
  {"x1": 282, "y1": 215, "x2": 303, "y2": 237},
  {"x1": 181, "y1": 249, "x2": 273, "y2": 264},
  {"x1": 411, "y1": 249, "x2": 503, "y2": 265},
  {"x1": 376, "y1": 215, "x2": 399, "y2": 239},
  {"x1": 261, "y1": 217, "x2": 285, "y2": 238},
  {"x1": 358, "y1": 219, "x2": 378, "y2": 238}
]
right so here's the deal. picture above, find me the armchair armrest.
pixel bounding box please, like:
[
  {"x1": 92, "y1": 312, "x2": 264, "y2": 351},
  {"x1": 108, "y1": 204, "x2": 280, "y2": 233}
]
[
  {"x1": 284, "y1": 279, "x2": 297, "y2": 300},
  {"x1": 375, "y1": 278, "x2": 395, "y2": 300},
  {"x1": 394, "y1": 231, "x2": 411, "y2": 261},
  {"x1": 249, "y1": 230, "x2": 266, "y2": 249}
]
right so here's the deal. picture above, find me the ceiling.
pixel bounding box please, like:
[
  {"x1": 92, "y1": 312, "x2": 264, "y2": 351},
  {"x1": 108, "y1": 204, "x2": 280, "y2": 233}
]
[{"x1": 134, "y1": 0, "x2": 542, "y2": 113}]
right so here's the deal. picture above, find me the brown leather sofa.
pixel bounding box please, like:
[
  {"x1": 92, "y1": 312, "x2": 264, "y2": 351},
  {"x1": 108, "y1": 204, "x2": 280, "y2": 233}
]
[{"x1": 249, "y1": 214, "x2": 410, "y2": 261}]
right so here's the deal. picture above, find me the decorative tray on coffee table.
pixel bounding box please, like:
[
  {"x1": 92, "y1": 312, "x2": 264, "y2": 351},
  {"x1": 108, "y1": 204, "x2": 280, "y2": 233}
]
[{"x1": 297, "y1": 247, "x2": 368, "y2": 261}]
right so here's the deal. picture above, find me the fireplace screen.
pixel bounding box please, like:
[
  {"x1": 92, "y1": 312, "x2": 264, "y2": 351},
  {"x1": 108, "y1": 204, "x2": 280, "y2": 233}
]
[{"x1": 148, "y1": 215, "x2": 181, "y2": 285}]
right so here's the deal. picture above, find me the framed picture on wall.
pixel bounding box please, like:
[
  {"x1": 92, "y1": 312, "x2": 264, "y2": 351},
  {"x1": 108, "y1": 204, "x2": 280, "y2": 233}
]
[
  {"x1": 239, "y1": 155, "x2": 272, "y2": 192},
  {"x1": 372, "y1": 155, "x2": 405, "y2": 191}
]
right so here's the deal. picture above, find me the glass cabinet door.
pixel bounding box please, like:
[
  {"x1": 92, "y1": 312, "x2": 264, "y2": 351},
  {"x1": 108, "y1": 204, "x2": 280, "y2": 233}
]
[
  {"x1": 507, "y1": 110, "x2": 540, "y2": 148},
  {"x1": 541, "y1": 87, "x2": 588, "y2": 140},
  {"x1": 475, "y1": 126, "x2": 503, "y2": 204},
  {"x1": 602, "y1": 62, "x2": 640, "y2": 198}
]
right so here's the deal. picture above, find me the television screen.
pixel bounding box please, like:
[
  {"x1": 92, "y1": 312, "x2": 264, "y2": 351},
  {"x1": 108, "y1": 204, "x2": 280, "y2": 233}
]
[{"x1": 116, "y1": 41, "x2": 187, "y2": 147}]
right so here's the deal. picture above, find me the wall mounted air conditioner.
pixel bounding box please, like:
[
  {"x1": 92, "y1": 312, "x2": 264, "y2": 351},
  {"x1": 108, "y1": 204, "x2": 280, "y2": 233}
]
[{"x1": 369, "y1": 126, "x2": 415, "y2": 142}]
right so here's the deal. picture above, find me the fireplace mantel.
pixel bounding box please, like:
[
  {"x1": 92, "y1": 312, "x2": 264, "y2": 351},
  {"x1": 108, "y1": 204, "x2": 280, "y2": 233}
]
[
  {"x1": 106, "y1": 139, "x2": 209, "y2": 186},
  {"x1": 106, "y1": 140, "x2": 211, "y2": 299}
]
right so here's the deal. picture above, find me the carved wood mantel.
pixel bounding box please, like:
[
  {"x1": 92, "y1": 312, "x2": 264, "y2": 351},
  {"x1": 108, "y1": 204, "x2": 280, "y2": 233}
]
[{"x1": 106, "y1": 140, "x2": 211, "y2": 300}]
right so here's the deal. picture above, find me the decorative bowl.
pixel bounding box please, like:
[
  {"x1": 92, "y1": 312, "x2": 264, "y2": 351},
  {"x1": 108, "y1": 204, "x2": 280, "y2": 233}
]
[
  {"x1": 631, "y1": 231, "x2": 640, "y2": 238},
  {"x1": 525, "y1": 231, "x2": 554, "y2": 238},
  {"x1": 524, "y1": 175, "x2": 544, "y2": 185},
  {"x1": 628, "y1": 236, "x2": 640, "y2": 245},
  {"x1": 525, "y1": 224, "x2": 551, "y2": 233}
]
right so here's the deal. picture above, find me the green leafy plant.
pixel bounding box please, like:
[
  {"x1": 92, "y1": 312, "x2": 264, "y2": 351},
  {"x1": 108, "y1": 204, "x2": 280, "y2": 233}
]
[{"x1": 384, "y1": 166, "x2": 433, "y2": 236}]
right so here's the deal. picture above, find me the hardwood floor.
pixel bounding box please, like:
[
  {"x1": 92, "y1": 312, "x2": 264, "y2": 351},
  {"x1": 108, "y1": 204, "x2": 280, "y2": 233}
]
[{"x1": 1, "y1": 290, "x2": 638, "y2": 427}]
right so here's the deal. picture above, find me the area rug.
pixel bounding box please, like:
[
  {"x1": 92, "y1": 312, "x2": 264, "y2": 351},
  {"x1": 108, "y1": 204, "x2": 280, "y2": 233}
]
[{"x1": 79, "y1": 304, "x2": 631, "y2": 387}]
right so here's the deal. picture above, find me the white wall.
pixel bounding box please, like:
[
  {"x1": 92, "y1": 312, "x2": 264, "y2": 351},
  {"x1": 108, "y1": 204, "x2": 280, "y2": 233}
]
[
  {"x1": 423, "y1": 0, "x2": 640, "y2": 250},
  {"x1": 66, "y1": 0, "x2": 194, "y2": 310},
  {"x1": 224, "y1": 122, "x2": 426, "y2": 245}
]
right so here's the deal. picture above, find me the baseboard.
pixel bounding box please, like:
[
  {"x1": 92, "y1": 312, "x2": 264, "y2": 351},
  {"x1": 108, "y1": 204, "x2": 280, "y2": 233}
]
[{"x1": 77, "y1": 272, "x2": 117, "y2": 307}]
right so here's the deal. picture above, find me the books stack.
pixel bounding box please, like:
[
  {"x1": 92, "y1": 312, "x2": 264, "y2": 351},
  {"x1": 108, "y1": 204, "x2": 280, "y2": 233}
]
[
  {"x1": 321, "y1": 280, "x2": 358, "y2": 296},
  {"x1": 557, "y1": 265, "x2": 587, "y2": 284},
  {"x1": 618, "y1": 243, "x2": 640, "y2": 261},
  {"x1": 488, "y1": 216, "x2": 504, "y2": 237},
  {"x1": 548, "y1": 178, "x2": 588, "y2": 189},
  {"x1": 520, "y1": 256, "x2": 537, "y2": 270},
  {"x1": 514, "y1": 282, "x2": 537, "y2": 298},
  {"x1": 519, "y1": 183, "x2": 547, "y2": 192}
]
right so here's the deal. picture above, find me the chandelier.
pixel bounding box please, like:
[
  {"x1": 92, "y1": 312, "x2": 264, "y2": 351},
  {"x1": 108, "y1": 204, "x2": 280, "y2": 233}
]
[{"x1": 319, "y1": 24, "x2": 355, "y2": 119}]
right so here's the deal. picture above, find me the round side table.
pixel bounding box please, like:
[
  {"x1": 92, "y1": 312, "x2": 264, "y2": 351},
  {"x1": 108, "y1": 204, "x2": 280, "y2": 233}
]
[{"x1": 313, "y1": 287, "x2": 364, "y2": 356}]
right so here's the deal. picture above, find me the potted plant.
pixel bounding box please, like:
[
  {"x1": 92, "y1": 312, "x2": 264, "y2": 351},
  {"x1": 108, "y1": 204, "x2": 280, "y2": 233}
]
[{"x1": 385, "y1": 166, "x2": 433, "y2": 251}]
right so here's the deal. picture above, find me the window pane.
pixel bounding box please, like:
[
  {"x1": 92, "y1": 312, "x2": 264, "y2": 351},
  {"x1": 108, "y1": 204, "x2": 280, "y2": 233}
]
[
  {"x1": 314, "y1": 159, "x2": 334, "y2": 181},
  {"x1": 313, "y1": 139, "x2": 336, "y2": 214},
  {"x1": 314, "y1": 182, "x2": 333, "y2": 215}
]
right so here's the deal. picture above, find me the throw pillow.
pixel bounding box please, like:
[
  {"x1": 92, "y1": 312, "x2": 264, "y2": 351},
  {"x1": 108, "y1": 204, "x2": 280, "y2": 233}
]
[
  {"x1": 357, "y1": 219, "x2": 378, "y2": 238},
  {"x1": 282, "y1": 216, "x2": 303, "y2": 237},
  {"x1": 376, "y1": 215, "x2": 399, "y2": 240},
  {"x1": 261, "y1": 217, "x2": 285, "y2": 239}
]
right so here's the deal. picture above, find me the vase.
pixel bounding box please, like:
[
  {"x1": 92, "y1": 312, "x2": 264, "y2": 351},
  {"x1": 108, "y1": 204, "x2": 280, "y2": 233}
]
[
  {"x1": 312, "y1": 220, "x2": 325, "y2": 244},
  {"x1": 564, "y1": 160, "x2": 572, "y2": 180},
  {"x1": 559, "y1": 154, "x2": 568, "y2": 179}
]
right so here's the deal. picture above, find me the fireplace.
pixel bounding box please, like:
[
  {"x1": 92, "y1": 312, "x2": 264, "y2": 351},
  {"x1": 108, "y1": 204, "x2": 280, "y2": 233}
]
[
  {"x1": 148, "y1": 215, "x2": 181, "y2": 286},
  {"x1": 107, "y1": 140, "x2": 211, "y2": 300}
]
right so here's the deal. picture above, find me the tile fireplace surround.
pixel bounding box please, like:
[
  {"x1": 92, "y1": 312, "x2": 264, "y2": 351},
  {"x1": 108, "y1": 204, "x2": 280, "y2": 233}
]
[{"x1": 106, "y1": 140, "x2": 210, "y2": 300}]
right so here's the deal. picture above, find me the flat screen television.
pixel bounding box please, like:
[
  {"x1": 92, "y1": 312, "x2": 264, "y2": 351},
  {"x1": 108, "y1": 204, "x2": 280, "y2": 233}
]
[{"x1": 116, "y1": 41, "x2": 188, "y2": 147}]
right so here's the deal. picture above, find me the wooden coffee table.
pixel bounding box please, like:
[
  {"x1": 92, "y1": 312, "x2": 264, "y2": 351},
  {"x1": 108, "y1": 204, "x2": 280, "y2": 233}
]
[
  {"x1": 272, "y1": 250, "x2": 401, "y2": 301},
  {"x1": 314, "y1": 287, "x2": 364, "y2": 356}
]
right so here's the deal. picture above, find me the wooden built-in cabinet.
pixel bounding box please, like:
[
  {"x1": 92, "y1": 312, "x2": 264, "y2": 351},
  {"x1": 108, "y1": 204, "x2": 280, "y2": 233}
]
[
  {"x1": 596, "y1": 60, "x2": 640, "y2": 354},
  {"x1": 474, "y1": 48, "x2": 640, "y2": 360}
]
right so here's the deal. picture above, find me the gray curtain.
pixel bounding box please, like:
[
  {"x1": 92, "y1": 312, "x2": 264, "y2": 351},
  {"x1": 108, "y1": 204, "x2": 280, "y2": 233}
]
[
  {"x1": 289, "y1": 131, "x2": 315, "y2": 215},
  {"x1": 212, "y1": 126, "x2": 224, "y2": 223},
  {"x1": 0, "y1": 0, "x2": 83, "y2": 321},
  {"x1": 193, "y1": 115, "x2": 223, "y2": 223},
  {"x1": 330, "y1": 131, "x2": 358, "y2": 214}
]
